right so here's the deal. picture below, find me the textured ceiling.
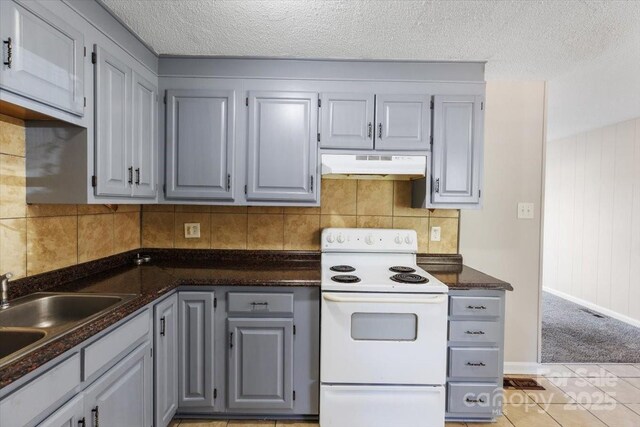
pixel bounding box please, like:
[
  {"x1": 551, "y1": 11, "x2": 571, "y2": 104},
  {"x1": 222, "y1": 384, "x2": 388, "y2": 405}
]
[{"x1": 100, "y1": 0, "x2": 640, "y2": 79}]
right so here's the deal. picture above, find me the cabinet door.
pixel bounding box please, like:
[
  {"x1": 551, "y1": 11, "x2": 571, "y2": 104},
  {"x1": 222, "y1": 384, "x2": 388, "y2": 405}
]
[
  {"x1": 178, "y1": 292, "x2": 215, "y2": 409},
  {"x1": 375, "y1": 94, "x2": 431, "y2": 150},
  {"x1": 320, "y1": 93, "x2": 374, "y2": 149},
  {"x1": 432, "y1": 95, "x2": 483, "y2": 204},
  {"x1": 37, "y1": 394, "x2": 83, "y2": 427},
  {"x1": 0, "y1": 0, "x2": 84, "y2": 116},
  {"x1": 166, "y1": 90, "x2": 235, "y2": 200},
  {"x1": 247, "y1": 91, "x2": 318, "y2": 202},
  {"x1": 227, "y1": 318, "x2": 294, "y2": 410},
  {"x1": 94, "y1": 45, "x2": 132, "y2": 197},
  {"x1": 131, "y1": 72, "x2": 157, "y2": 198},
  {"x1": 83, "y1": 341, "x2": 153, "y2": 427},
  {"x1": 154, "y1": 294, "x2": 178, "y2": 427}
]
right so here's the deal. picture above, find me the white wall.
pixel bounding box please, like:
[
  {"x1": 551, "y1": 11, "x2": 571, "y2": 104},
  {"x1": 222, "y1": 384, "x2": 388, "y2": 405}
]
[
  {"x1": 460, "y1": 81, "x2": 546, "y2": 370},
  {"x1": 547, "y1": 41, "x2": 640, "y2": 140},
  {"x1": 544, "y1": 118, "x2": 640, "y2": 325}
]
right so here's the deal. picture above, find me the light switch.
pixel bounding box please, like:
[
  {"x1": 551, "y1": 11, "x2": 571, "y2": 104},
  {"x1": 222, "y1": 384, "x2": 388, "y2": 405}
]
[
  {"x1": 184, "y1": 223, "x2": 201, "y2": 238},
  {"x1": 430, "y1": 226, "x2": 441, "y2": 242},
  {"x1": 517, "y1": 203, "x2": 534, "y2": 219}
]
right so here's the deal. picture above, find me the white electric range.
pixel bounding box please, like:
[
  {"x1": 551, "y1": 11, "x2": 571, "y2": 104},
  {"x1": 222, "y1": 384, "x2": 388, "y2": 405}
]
[{"x1": 320, "y1": 228, "x2": 449, "y2": 427}]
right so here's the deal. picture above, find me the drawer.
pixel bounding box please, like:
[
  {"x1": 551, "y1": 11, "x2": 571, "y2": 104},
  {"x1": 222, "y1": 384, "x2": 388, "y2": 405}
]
[
  {"x1": 0, "y1": 353, "x2": 81, "y2": 427},
  {"x1": 447, "y1": 382, "x2": 501, "y2": 415},
  {"x1": 227, "y1": 292, "x2": 294, "y2": 316},
  {"x1": 449, "y1": 347, "x2": 500, "y2": 379},
  {"x1": 450, "y1": 296, "x2": 501, "y2": 318},
  {"x1": 449, "y1": 320, "x2": 501, "y2": 344},
  {"x1": 83, "y1": 309, "x2": 150, "y2": 380}
]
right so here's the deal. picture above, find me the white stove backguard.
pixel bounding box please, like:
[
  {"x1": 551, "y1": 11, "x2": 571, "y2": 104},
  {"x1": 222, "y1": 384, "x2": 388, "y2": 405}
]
[{"x1": 321, "y1": 228, "x2": 419, "y2": 253}]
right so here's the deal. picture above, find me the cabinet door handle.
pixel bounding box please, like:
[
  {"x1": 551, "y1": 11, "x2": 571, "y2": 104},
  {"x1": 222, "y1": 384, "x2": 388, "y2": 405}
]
[
  {"x1": 378, "y1": 123, "x2": 382, "y2": 138},
  {"x1": 310, "y1": 175, "x2": 314, "y2": 192},
  {"x1": 3, "y1": 38, "x2": 12, "y2": 68},
  {"x1": 467, "y1": 305, "x2": 487, "y2": 310},
  {"x1": 128, "y1": 167, "x2": 133, "y2": 185},
  {"x1": 135, "y1": 168, "x2": 140, "y2": 185},
  {"x1": 368, "y1": 122, "x2": 372, "y2": 138},
  {"x1": 160, "y1": 316, "x2": 166, "y2": 336},
  {"x1": 78, "y1": 418, "x2": 86, "y2": 427},
  {"x1": 466, "y1": 362, "x2": 486, "y2": 367},
  {"x1": 465, "y1": 330, "x2": 485, "y2": 335},
  {"x1": 229, "y1": 332, "x2": 233, "y2": 349},
  {"x1": 91, "y1": 406, "x2": 99, "y2": 427},
  {"x1": 227, "y1": 174, "x2": 231, "y2": 191},
  {"x1": 434, "y1": 178, "x2": 440, "y2": 193}
]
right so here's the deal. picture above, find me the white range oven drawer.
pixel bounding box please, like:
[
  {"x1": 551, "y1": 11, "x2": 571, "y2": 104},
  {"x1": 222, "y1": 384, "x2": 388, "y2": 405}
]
[{"x1": 320, "y1": 291, "x2": 448, "y2": 385}]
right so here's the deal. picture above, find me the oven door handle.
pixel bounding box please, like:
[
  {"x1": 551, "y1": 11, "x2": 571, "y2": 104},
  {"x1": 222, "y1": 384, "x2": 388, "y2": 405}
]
[{"x1": 323, "y1": 293, "x2": 447, "y2": 304}]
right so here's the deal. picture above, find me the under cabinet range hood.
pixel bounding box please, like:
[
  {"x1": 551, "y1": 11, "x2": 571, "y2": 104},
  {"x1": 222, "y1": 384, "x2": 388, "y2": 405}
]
[{"x1": 321, "y1": 154, "x2": 427, "y2": 180}]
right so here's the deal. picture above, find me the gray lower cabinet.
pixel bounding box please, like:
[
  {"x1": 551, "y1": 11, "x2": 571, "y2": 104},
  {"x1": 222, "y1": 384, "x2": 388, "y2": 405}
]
[
  {"x1": 227, "y1": 318, "x2": 294, "y2": 410},
  {"x1": 375, "y1": 94, "x2": 431, "y2": 151},
  {"x1": 94, "y1": 44, "x2": 158, "y2": 199},
  {"x1": 431, "y1": 95, "x2": 483, "y2": 205},
  {"x1": 165, "y1": 90, "x2": 236, "y2": 200},
  {"x1": 0, "y1": 0, "x2": 85, "y2": 116},
  {"x1": 320, "y1": 92, "x2": 374, "y2": 150},
  {"x1": 155, "y1": 294, "x2": 179, "y2": 427},
  {"x1": 247, "y1": 91, "x2": 318, "y2": 203},
  {"x1": 82, "y1": 340, "x2": 153, "y2": 427},
  {"x1": 178, "y1": 292, "x2": 216, "y2": 410},
  {"x1": 37, "y1": 394, "x2": 84, "y2": 427},
  {"x1": 446, "y1": 290, "x2": 505, "y2": 422}
]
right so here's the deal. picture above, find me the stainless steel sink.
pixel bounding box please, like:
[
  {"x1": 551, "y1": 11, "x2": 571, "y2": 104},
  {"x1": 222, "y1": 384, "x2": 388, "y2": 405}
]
[
  {"x1": 0, "y1": 292, "x2": 136, "y2": 367},
  {"x1": 0, "y1": 328, "x2": 47, "y2": 360}
]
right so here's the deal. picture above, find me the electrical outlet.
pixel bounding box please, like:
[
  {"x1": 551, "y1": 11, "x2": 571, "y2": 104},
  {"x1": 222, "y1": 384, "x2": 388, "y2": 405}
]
[
  {"x1": 517, "y1": 203, "x2": 535, "y2": 219},
  {"x1": 184, "y1": 223, "x2": 201, "y2": 238},
  {"x1": 430, "y1": 226, "x2": 441, "y2": 242}
]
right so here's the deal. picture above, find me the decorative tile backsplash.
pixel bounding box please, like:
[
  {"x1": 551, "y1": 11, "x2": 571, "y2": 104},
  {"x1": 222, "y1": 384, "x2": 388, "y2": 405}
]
[
  {"x1": 0, "y1": 113, "x2": 458, "y2": 280},
  {"x1": 142, "y1": 179, "x2": 460, "y2": 254},
  {"x1": 0, "y1": 114, "x2": 141, "y2": 279}
]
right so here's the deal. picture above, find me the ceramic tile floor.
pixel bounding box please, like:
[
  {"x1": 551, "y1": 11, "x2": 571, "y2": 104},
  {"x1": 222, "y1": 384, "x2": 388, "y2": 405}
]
[{"x1": 169, "y1": 364, "x2": 640, "y2": 427}]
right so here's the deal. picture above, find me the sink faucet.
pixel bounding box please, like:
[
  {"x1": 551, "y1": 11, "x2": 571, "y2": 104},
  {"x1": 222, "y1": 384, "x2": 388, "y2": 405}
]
[{"x1": 1, "y1": 272, "x2": 13, "y2": 309}]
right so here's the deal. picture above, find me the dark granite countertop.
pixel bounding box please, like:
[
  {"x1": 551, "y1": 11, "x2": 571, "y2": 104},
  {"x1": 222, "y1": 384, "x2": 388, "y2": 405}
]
[{"x1": 0, "y1": 249, "x2": 509, "y2": 389}]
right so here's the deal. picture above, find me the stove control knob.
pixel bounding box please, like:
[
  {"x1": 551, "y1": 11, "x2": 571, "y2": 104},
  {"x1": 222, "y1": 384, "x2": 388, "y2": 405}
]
[
  {"x1": 326, "y1": 233, "x2": 335, "y2": 243},
  {"x1": 394, "y1": 235, "x2": 403, "y2": 244},
  {"x1": 365, "y1": 234, "x2": 375, "y2": 245},
  {"x1": 405, "y1": 234, "x2": 414, "y2": 244},
  {"x1": 336, "y1": 233, "x2": 345, "y2": 243}
]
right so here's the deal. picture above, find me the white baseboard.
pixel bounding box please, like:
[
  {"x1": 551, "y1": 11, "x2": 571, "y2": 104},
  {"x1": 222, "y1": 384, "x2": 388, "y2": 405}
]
[
  {"x1": 504, "y1": 362, "x2": 541, "y2": 375},
  {"x1": 543, "y1": 287, "x2": 640, "y2": 328}
]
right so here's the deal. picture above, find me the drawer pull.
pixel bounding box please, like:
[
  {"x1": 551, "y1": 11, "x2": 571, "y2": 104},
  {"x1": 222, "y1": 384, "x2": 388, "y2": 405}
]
[
  {"x1": 3, "y1": 38, "x2": 12, "y2": 68},
  {"x1": 465, "y1": 397, "x2": 486, "y2": 404},
  {"x1": 250, "y1": 301, "x2": 269, "y2": 309},
  {"x1": 467, "y1": 305, "x2": 487, "y2": 310},
  {"x1": 465, "y1": 330, "x2": 485, "y2": 335},
  {"x1": 466, "y1": 362, "x2": 486, "y2": 367}
]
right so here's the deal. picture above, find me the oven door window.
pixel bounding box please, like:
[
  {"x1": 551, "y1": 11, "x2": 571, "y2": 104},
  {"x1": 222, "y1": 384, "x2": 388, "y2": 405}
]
[{"x1": 350, "y1": 313, "x2": 417, "y2": 341}]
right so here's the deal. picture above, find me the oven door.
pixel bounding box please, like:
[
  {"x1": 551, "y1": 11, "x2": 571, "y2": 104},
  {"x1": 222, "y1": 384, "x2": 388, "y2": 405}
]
[{"x1": 321, "y1": 292, "x2": 448, "y2": 385}]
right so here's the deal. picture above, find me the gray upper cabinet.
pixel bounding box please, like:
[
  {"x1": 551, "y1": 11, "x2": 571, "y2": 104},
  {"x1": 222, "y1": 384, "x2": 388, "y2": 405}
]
[
  {"x1": 227, "y1": 318, "x2": 294, "y2": 410},
  {"x1": 0, "y1": 0, "x2": 84, "y2": 116},
  {"x1": 247, "y1": 91, "x2": 318, "y2": 203},
  {"x1": 132, "y1": 72, "x2": 158, "y2": 198},
  {"x1": 432, "y1": 95, "x2": 483, "y2": 205},
  {"x1": 320, "y1": 93, "x2": 374, "y2": 150},
  {"x1": 94, "y1": 45, "x2": 132, "y2": 197},
  {"x1": 166, "y1": 90, "x2": 235, "y2": 201},
  {"x1": 155, "y1": 294, "x2": 178, "y2": 427},
  {"x1": 375, "y1": 94, "x2": 431, "y2": 150},
  {"x1": 82, "y1": 341, "x2": 153, "y2": 427},
  {"x1": 178, "y1": 292, "x2": 216, "y2": 410},
  {"x1": 94, "y1": 44, "x2": 157, "y2": 199}
]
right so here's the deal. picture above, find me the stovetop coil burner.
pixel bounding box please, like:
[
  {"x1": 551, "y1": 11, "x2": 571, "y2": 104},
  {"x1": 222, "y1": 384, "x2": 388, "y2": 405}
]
[
  {"x1": 390, "y1": 273, "x2": 429, "y2": 284},
  {"x1": 330, "y1": 265, "x2": 356, "y2": 273},
  {"x1": 389, "y1": 266, "x2": 416, "y2": 273},
  {"x1": 331, "y1": 274, "x2": 361, "y2": 283}
]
